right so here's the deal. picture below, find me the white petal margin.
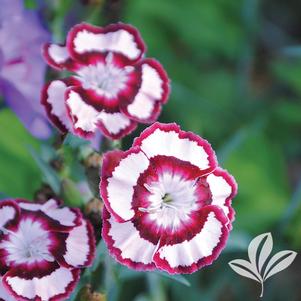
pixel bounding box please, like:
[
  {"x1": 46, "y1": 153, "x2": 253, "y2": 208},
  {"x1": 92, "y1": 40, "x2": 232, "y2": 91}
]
[
  {"x1": 98, "y1": 111, "x2": 132, "y2": 136},
  {"x1": 0, "y1": 202, "x2": 18, "y2": 229},
  {"x1": 66, "y1": 89, "x2": 135, "y2": 138},
  {"x1": 134, "y1": 124, "x2": 215, "y2": 171},
  {"x1": 64, "y1": 221, "x2": 93, "y2": 267},
  {"x1": 3, "y1": 267, "x2": 79, "y2": 301},
  {"x1": 154, "y1": 210, "x2": 226, "y2": 274},
  {"x1": 46, "y1": 44, "x2": 70, "y2": 66},
  {"x1": 207, "y1": 174, "x2": 233, "y2": 217},
  {"x1": 70, "y1": 25, "x2": 143, "y2": 61},
  {"x1": 43, "y1": 205, "x2": 80, "y2": 227},
  {"x1": 0, "y1": 278, "x2": 15, "y2": 301},
  {"x1": 18, "y1": 198, "x2": 59, "y2": 212},
  {"x1": 45, "y1": 80, "x2": 73, "y2": 131},
  {"x1": 105, "y1": 151, "x2": 149, "y2": 221},
  {"x1": 103, "y1": 209, "x2": 157, "y2": 270},
  {"x1": 19, "y1": 199, "x2": 80, "y2": 227},
  {"x1": 126, "y1": 62, "x2": 163, "y2": 120},
  {"x1": 66, "y1": 89, "x2": 100, "y2": 133}
]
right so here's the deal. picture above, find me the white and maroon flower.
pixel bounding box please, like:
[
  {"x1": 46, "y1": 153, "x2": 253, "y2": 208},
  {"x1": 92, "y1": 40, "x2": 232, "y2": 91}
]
[
  {"x1": 41, "y1": 23, "x2": 170, "y2": 140},
  {"x1": 100, "y1": 123, "x2": 237, "y2": 274},
  {"x1": 0, "y1": 199, "x2": 95, "y2": 301}
]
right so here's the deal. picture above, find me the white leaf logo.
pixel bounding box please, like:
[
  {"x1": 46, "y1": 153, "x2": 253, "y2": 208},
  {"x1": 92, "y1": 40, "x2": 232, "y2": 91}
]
[{"x1": 229, "y1": 232, "x2": 297, "y2": 297}]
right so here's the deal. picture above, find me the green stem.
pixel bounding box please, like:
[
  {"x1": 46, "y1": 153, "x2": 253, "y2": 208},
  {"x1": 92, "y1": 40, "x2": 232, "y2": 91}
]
[{"x1": 147, "y1": 273, "x2": 166, "y2": 301}]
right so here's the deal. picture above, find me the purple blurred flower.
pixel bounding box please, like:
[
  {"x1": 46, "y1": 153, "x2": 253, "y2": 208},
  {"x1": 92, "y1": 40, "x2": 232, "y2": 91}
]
[{"x1": 0, "y1": 0, "x2": 51, "y2": 138}]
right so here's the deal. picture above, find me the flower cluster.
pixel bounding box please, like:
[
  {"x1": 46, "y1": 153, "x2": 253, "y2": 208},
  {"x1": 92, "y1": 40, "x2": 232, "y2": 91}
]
[
  {"x1": 41, "y1": 23, "x2": 170, "y2": 140},
  {"x1": 0, "y1": 199, "x2": 95, "y2": 301},
  {"x1": 0, "y1": 17, "x2": 238, "y2": 301},
  {"x1": 101, "y1": 122, "x2": 237, "y2": 274}
]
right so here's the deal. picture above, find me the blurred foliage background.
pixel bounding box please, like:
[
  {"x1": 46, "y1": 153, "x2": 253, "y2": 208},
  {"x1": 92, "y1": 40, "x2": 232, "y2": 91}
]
[{"x1": 1, "y1": 0, "x2": 301, "y2": 300}]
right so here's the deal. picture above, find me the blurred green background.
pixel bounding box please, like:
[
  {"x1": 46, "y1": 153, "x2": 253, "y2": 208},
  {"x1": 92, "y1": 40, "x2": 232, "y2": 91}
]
[{"x1": 1, "y1": 0, "x2": 301, "y2": 300}]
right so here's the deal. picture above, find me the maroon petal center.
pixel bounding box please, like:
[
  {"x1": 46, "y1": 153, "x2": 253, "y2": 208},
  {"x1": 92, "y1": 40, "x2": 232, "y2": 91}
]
[{"x1": 132, "y1": 155, "x2": 213, "y2": 245}]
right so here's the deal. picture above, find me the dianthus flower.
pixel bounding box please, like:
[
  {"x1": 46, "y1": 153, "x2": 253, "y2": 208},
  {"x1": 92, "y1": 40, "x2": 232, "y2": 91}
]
[
  {"x1": 41, "y1": 23, "x2": 170, "y2": 140},
  {"x1": 0, "y1": 199, "x2": 95, "y2": 301},
  {"x1": 101, "y1": 123, "x2": 237, "y2": 274}
]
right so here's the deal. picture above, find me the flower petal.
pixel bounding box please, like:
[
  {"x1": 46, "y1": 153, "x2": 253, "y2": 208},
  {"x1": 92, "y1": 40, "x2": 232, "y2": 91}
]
[
  {"x1": 0, "y1": 200, "x2": 19, "y2": 229},
  {"x1": 96, "y1": 111, "x2": 137, "y2": 140},
  {"x1": 153, "y1": 206, "x2": 229, "y2": 274},
  {"x1": 18, "y1": 199, "x2": 82, "y2": 227},
  {"x1": 66, "y1": 86, "x2": 138, "y2": 139},
  {"x1": 3, "y1": 267, "x2": 80, "y2": 301},
  {"x1": 67, "y1": 23, "x2": 145, "y2": 63},
  {"x1": 43, "y1": 43, "x2": 80, "y2": 71},
  {"x1": 121, "y1": 59, "x2": 170, "y2": 123},
  {"x1": 63, "y1": 220, "x2": 95, "y2": 267},
  {"x1": 74, "y1": 52, "x2": 141, "y2": 111},
  {"x1": 65, "y1": 86, "x2": 102, "y2": 138},
  {"x1": 206, "y1": 168, "x2": 237, "y2": 228},
  {"x1": 0, "y1": 213, "x2": 67, "y2": 277},
  {"x1": 102, "y1": 207, "x2": 156, "y2": 271},
  {"x1": 131, "y1": 156, "x2": 212, "y2": 245},
  {"x1": 0, "y1": 277, "x2": 15, "y2": 301},
  {"x1": 41, "y1": 79, "x2": 79, "y2": 133},
  {"x1": 133, "y1": 123, "x2": 217, "y2": 174},
  {"x1": 100, "y1": 148, "x2": 150, "y2": 222},
  {"x1": 43, "y1": 206, "x2": 82, "y2": 228}
]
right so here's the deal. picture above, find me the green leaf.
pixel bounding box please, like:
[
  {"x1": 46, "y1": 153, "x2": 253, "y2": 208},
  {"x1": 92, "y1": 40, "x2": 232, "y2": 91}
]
[
  {"x1": 0, "y1": 192, "x2": 9, "y2": 199},
  {"x1": 28, "y1": 146, "x2": 61, "y2": 195},
  {"x1": 24, "y1": 0, "x2": 37, "y2": 9},
  {"x1": 273, "y1": 102, "x2": 301, "y2": 125},
  {"x1": 271, "y1": 59, "x2": 301, "y2": 95},
  {"x1": 280, "y1": 45, "x2": 301, "y2": 57},
  {"x1": 224, "y1": 231, "x2": 252, "y2": 252},
  {"x1": 63, "y1": 134, "x2": 89, "y2": 149},
  {"x1": 0, "y1": 109, "x2": 42, "y2": 198},
  {"x1": 224, "y1": 131, "x2": 289, "y2": 233},
  {"x1": 153, "y1": 271, "x2": 191, "y2": 287},
  {"x1": 61, "y1": 179, "x2": 84, "y2": 207},
  {"x1": 86, "y1": 240, "x2": 107, "y2": 275}
]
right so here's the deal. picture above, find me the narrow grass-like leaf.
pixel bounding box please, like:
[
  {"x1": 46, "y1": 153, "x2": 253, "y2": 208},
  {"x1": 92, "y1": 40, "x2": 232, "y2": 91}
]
[
  {"x1": 61, "y1": 179, "x2": 84, "y2": 207},
  {"x1": 63, "y1": 134, "x2": 89, "y2": 149},
  {"x1": 154, "y1": 271, "x2": 191, "y2": 287},
  {"x1": 28, "y1": 146, "x2": 61, "y2": 194}
]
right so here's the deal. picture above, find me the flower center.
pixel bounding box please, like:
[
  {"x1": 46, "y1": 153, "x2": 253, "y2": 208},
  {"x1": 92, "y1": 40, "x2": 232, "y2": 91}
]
[
  {"x1": 162, "y1": 193, "x2": 173, "y2": 204},
  {"x1": 76, "y1": 53, "x2": 131, "y2": 98},
  {"x1": 139, "y1": 173, "x2": 199, "y2": 219},
  {"x1": 0, "y1": 218, "x2": 54, "y2": 266}
]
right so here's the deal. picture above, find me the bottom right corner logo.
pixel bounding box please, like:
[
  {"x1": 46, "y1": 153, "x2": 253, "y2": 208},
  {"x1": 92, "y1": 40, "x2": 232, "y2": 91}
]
[{"x1": 228, "y1": 232, "x2": 297, "y2": 298}]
